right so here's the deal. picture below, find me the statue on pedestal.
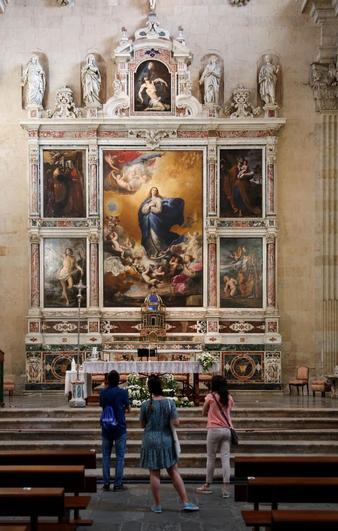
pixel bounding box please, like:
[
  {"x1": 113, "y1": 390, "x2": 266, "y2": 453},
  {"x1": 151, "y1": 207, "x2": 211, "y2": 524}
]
[
  {"x1": 258, "y1": 54, "x2": 279, "y2": 106},
  {"x1": 81, "y1": 54, "x2": 101, "y2": 108},
  {"x1": 199, "y1": 55, "x2": 222, "y2": 106},
  {"x1": 22, "y1": 55, "x2": 46, "y2": 109}
]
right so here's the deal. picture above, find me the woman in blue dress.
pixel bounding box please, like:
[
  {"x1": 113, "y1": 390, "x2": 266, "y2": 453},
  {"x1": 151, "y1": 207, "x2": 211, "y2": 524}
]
[{"x1": 140, "y1": 374, "x2": 199, "y2": 513}]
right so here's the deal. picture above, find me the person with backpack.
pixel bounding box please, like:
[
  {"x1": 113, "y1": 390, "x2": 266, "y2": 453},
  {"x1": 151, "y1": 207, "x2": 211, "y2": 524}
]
[{"x1": 100, "y1": 370, "x2": 130, "y2": 491}]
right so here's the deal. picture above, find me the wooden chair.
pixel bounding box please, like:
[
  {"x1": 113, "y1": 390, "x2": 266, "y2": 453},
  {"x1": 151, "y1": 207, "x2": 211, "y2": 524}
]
[
  {"x1": 3, "y1": 378, "x2": 14, "y2": 397},
  {"x1": 288, "y1": 366, "x2": 309, "y2": 395},
  {"x1": 311, "y1": 377, "x2": 331, "y2": 397}
]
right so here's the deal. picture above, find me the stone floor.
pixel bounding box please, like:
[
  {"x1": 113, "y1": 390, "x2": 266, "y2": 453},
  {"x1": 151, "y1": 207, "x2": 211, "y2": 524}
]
[
  {"x1": 80, "y1": 482, "x2": 246, "y2": 531},
  {"x1": 3, "y1": 389, "x2": 337, "y2": 409}
]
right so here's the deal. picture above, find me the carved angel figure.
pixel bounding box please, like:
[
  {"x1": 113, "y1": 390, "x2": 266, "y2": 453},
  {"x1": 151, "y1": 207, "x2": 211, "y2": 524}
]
[
  {"x1": 258, "y1": 55, "x2": 279, "y2": 106},
  {"x1": 22, "y1": 55, "x2": 46, "y2": 108},
  {"x1": 81, "y1": 54, "x2": 101, "y2": 107},
  {"x1": 199, "y1": 55, "x2": 222, "y2": 105}
]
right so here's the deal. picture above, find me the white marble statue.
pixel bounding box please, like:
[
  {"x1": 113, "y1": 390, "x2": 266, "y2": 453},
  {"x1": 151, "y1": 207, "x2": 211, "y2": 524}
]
[
  {"x1": 81, "y1": 54, "x2": 101, "y2": 107},
  {"x1": 22, "y1": 55, "x2": 46, "y2": 108},
  {"x1": 258, "y1": 54, "x2": 280, "y2": 106},
  {"x1": 199, "y1": 55, "x2": 222, "y2": 106},
  {"x1": 149, "y1": 0, "x2": 156, "y2": 11}
]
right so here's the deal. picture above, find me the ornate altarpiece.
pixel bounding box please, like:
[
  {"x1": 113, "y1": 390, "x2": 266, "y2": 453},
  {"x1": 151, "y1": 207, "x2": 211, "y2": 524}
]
[{"x1": 21, "y1": 11, "x2": 285, "y2": 390}]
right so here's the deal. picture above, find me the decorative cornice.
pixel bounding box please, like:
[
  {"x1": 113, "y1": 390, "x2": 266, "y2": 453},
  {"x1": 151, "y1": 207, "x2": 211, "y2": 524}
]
[
  {"x1": 128, "y1": 128, "x2": 177, "y2": 149},
  {"x1": 301, "y1": 0, "x2": 338, "y2": 62},
  {"x1": 0, "y1": 0, "x2": 9, "y2": 14},
  {"x1": 57, "y1": 0, "x2": 75, "y2": 6}
]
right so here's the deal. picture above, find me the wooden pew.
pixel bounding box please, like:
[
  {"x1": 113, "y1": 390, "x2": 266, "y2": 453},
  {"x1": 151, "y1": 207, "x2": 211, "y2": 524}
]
[
  {"x1": 0, "y1": 466, "x2": 94, "y2": 526},
  {"x1": 0, "y1": 449, "x2": 96, "y2": 469},
  {"x1": 235, "y1": 455, "x2": 338, "y2": 501},
  {"x1": 0, "y1": 526, "x2": 29, "y2": 531},
  {"x1": 271, "y1": 510, "x2": 338, "y2": 530},
  {"x1": 242, "y1": 509, "x2": 338, "y2": 530},
  {"x1": 247, "y1": 477, "x2": 338, "y2": 510},
  {"x1": 0, "y1": 488, "x2": 66, "y2": 531}
]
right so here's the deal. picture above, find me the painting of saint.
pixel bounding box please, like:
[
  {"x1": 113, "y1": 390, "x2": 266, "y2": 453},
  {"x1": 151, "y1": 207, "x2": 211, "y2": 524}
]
[
  {"x1": 103, "y1": 150, "x2": 203, "y2": 308},
  {"x1": 134, "y1": 60, "x2": 171, "y2": 112},
  {"x1": 44, "y1": 238, "x2": 86, "y2": 308},
  {"x1": 220, "y1": 148, "x2": 263, "y2": 218},
  {"x1": 43, "y1": 150, "x2": 86, "y2": 217},
  {"x1": 220, "y1": 238, "x2": 263, "y2": 308}
]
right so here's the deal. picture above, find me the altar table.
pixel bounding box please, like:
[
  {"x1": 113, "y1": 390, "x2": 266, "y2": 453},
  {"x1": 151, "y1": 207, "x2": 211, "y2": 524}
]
[{"x1": 65, "y1": 360, "x2": 219, "y2": 405}]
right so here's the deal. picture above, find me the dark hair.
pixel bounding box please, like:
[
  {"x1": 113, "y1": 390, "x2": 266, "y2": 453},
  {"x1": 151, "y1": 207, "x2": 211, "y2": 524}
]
[
  {"x1": 211, "y1": 375, "x2": 229, "y2": 408},
  {"x1": 107, "y1": 370, "x2": 119, "y2": 387},
  {"x1": 148, "y1": 374, "x2": 163, "y2": 396},
  {"x1": 147, "y1": 374, "x2": 163, "y2": 415}
]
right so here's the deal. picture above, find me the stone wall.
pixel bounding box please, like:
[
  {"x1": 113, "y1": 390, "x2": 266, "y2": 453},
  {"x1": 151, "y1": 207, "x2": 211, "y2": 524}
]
[{"x1": 0, "y1": 0, "x2": 322, "y2": 385}]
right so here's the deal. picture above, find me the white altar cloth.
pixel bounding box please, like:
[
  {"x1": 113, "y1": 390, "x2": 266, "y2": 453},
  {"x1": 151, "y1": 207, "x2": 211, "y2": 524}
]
[
  {"x1": 82, "y1": 360, "x2": 218, "y2": 374},
  {"x1": 64, "y1": 369, "x2": 91, "y2": 398}
]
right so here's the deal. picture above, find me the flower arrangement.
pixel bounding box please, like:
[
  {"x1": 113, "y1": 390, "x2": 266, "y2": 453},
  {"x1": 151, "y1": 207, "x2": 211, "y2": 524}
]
[
  {"x1": 125, "y1": 373, "x2": 194, "y2": 407},
  {"x1": 197, "y1": 352, "x2": 217, "y2": 372}
]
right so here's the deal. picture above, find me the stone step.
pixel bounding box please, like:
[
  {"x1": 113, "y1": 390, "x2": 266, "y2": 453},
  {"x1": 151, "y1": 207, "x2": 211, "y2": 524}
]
[
  {"x1": 2, "y1": 407, "x2": 338, "y2": 419},
  {"x1": 1, "y1": 428, "x2": 338, "y2": 442},
  {"x1": 1, "y1": 417, "x2": 338, "y2": 430},
  {"x1": 0, "y1": 439, "x2": 337, "y2": 457}
]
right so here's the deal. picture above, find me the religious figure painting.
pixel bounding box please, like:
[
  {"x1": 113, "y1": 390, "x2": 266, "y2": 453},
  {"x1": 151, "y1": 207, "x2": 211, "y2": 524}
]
[
  {"x1": 219, "y1": 148, "x2": 263, "y2": 218},
  {"x1": 43, "y1": 238, "x2": 87, "y2": 308},
  {"x1": 134, "y1": 60, "x2": 171, "y2": 112},
  {"x1": 103, "y1": 150, "x2": 203, "y2": 308},
  {"x1": 219, "y1": 238, "x2": 263, "y2": 309},
  {"x1": 43, "y1": 149, "x2": 86, "y2": 218}
]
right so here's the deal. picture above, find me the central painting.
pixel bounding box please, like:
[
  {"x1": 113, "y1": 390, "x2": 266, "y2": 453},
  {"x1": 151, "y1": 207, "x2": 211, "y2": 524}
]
[{"x1": 103, "y1": 149, "x2": 204, "y2": 308}]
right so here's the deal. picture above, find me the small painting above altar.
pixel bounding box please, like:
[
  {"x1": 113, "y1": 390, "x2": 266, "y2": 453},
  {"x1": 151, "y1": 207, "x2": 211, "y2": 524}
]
[
  {"x1": 103, "y1": 149, "x2": 203, "y2": 308},
  {"x1": 219, "y1": 237, "x2": 263, "y2": 308},
  {"x1": 43, "y1": 238, "x2": 87, "y2": 308},
  {"x1": 43, "y1": 149, "x2": 86, "y2": 218},
  {"x1": 219, "y1": 148, "x2": 263, "y2": 218},
  {"x1": 134, "y1": 60, "x2": 171, "y2": 113}
]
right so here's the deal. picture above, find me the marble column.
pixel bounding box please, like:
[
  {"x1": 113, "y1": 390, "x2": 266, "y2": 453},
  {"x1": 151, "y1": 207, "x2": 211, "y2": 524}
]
[
  {"x1": 208, "y1": 143, "x2": 217, "y2": 216},
  {"x1": 266, "y1": 137, "x2": 277, "y2": 216},
  {"x1": 29, "y1": 143, "x2": 39, "y2": 217},
  {"x1": 30, "y1": 234, "x2": 40, "y2": 308},
  {"x1": 266, "y1": 234, "x2": 276, "y2": 309},
  {"x1": 321, "y1": 113, "x2": 338, "y2": 372},
  {"x1": 88, "y1": 144, "x2": 99, "y2": 216},
  {"x1": 207, "y1": 233, "x2": 217, "y2": 308},
  {"x1": 89, "y1": 232, "x2": 99, "y2": 308}
]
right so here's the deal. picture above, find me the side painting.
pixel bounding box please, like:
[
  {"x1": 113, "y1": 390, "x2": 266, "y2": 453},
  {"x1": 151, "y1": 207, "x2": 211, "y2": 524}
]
[
  {"x1": 103, "y1": 150, "x2": 203, "y2": 307},
  {"x1": 220, "y1": 237, "x2": 263, "y2": 309},
  {"x1": 134, "y1": 60, "x2": 171, "y2": 112},
  {"x1": 43, "y1": 149, "x2": 86, "y2": 218},
  {"x1": 44, "y1": 238, "x2": 87, "y2": 308},
  {"x1": 220, "y1": 148, "x2": 263, "y2": 218}
]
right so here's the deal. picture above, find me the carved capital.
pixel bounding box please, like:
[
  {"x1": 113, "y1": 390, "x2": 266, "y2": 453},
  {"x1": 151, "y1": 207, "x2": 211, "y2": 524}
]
[
  {"x1": 266, "y1": 136, "x2": 278, "y2": 164},
  {"x1": 128, "y1": 129, "x2": 177, "y2": 149},
  {"x1": 88, "y1": 145, "x2": 98, "y2": 165},
  {"x1": 207, "y1": 232, "x2": 217, "y2": 245},
  {"x1": 266, "y1": 232, "x2": 276, "y2": 245},
  {"x1": 89, "y1": 230, "x2": 99, "y2": 245},
  {"x1": 30, "y1": 231, "x2": 41, "y2": 245},
  {"x1": 310, "y1": 62, "x2": 338, "y2": 111}
]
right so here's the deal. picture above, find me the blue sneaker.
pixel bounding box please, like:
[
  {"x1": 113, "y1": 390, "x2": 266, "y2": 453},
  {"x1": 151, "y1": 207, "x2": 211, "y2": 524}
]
[
  {"x1": 151, "y1": 505, "x2": 162, "y2": 513},
  {"x1": 183, "y1": 502, "x2": 199, "y2": 511}
]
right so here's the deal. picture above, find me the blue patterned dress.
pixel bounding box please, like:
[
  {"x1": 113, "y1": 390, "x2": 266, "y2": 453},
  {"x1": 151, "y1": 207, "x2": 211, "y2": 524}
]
[{"x1": 140, "y1": 398, "x2": 178, "y2": 470}]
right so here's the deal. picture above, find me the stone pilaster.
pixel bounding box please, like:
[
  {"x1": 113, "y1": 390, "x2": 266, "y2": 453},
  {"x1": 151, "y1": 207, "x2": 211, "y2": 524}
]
[
  {"x1": 321, "y1": 112, "x2": 338, "y2": 372},
  {"x1": 266, "y1": 137, "x2": 277, "y2": 216}
]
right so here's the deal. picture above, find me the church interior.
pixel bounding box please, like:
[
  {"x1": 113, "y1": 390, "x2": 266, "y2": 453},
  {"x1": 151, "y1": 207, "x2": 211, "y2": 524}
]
[{"x1": 0, "y1": 0, "x2": 338, "y2": 529}]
